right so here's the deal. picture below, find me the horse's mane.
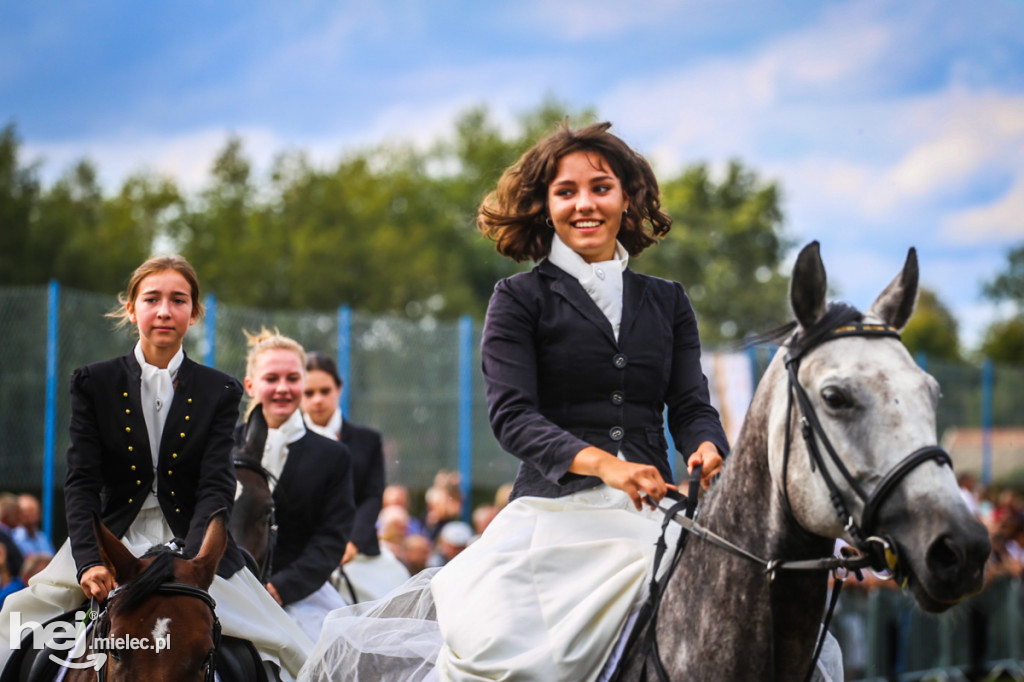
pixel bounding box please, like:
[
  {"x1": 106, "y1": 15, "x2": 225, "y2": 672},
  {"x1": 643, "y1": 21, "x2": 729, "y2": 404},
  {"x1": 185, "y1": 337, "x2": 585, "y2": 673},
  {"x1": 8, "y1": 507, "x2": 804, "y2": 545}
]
[
  {"x1": 744, "y1": 303, "x2": 863, "y2": 354},
  {"x1": 113, "y1": 546, "x2": 179, "y2": 614}
]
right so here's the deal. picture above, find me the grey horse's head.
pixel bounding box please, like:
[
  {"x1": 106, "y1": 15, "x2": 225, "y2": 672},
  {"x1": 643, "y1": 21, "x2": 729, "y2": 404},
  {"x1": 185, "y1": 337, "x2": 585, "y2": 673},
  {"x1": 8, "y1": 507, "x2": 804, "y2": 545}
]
[{"x1": 766, "y1": 242, "x2": 989, "y2": 612}]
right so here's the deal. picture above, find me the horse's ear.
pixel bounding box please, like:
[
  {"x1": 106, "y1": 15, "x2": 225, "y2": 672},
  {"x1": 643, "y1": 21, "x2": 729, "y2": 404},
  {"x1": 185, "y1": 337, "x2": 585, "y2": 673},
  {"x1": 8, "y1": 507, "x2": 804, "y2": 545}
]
[
  {"x1": 868, "y1": 247, "x2": 919, "y2": 330},
  {"x1": 790, "y1": 241, "x2": 828, "y2": 329},
  {"x1": 184, "y1": 509, "x2": 228, "y2": 590},
  {"x1": 93, "y1": 514, "x2": 143, "y2": 583}
]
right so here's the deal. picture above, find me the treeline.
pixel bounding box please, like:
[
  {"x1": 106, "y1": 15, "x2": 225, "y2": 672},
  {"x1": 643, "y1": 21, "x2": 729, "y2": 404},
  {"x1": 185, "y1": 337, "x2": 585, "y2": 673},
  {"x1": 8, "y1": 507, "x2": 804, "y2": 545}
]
[{"x1": 3, "y1": 99, "x2": 1021, "y2": 359}]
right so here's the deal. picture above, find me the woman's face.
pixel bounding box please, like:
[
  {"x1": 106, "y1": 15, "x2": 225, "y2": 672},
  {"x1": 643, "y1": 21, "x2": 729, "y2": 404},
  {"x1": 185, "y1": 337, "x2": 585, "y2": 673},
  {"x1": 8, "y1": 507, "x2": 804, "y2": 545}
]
[
  {"x1": 547, "y1": 150, "x2": 629, "y2": 263},
  {"x1": 127, "y1": 269, "x2": 196, "y2": 362},
  {"x1": 245, "y1": 349, "x2": 305, "y2": 428},
  {"x1": 302, "y1": 369, "x2": 340, "y2": 427}
]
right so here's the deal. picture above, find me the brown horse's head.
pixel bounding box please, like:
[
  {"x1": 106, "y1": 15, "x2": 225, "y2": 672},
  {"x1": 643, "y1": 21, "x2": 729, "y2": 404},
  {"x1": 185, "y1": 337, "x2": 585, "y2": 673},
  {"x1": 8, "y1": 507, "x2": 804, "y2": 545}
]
[{"x1": 70, "y1": 512, "x2": 226, "y2": 682}]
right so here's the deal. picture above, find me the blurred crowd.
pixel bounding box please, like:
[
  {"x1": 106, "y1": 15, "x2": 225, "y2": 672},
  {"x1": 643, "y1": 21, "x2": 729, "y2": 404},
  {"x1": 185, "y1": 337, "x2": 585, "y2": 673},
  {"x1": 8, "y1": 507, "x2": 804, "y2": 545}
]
[
  {"x1": 375, "y1": 470, "x2": 510, "y2": 577},
  {"x1": 0, "y1": 492, "x2": 53, "y2": 607}
]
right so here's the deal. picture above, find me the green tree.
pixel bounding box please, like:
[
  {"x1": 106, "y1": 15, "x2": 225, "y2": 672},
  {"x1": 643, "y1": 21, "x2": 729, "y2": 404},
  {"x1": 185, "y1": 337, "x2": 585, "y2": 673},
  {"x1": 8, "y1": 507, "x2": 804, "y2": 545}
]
[
  {"x1": 979, "y1": 241, "x2": 1024, "y2": 364},
  {"x1": 979, "y1": 317, "x2": 1024, "y2": 365},
  {"x1": 638, "y1": 162, "x2": 791, "y2": 345},
  {"x1": 901, "y1": 288, "x2": 962, "y2": 362},
  {"x1": 0, "y1": 124, "x2": 41, "y2": 284}
]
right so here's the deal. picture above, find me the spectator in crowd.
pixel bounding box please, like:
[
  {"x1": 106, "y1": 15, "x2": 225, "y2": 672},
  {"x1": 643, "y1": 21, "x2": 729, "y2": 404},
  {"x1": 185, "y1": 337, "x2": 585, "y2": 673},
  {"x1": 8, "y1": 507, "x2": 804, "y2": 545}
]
[
  {"x1": 471, "y1": 504, "x2": 497, "y2": 538},
  {"x1": 381, "y1": 484, "x2": 425, "y2": 537},
  {"x1": 0, "y1": 494, "x2": 23, "y2": 578},
  {"x1": 421, "y1": 471, "x2": 462, "y2": 543},
  {"x1": 0, "y1": 553, "x2": 52, "y2": 608},
  {"x1": 12, "y1": 494, "x2": 54, "y2": 557},
  {"x1": 402, "y1": 534, "x2": 433, "y2": 576},
  {"x1": 429, "y1": 521, "x2": 473, "y2": 568}
]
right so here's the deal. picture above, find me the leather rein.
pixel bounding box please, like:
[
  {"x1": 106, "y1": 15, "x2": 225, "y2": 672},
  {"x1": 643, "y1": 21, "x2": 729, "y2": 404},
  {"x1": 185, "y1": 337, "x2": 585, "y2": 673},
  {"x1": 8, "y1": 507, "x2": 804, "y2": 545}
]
[{"x1": 637, "y1": 321, "x2": 953, "y2": 682}]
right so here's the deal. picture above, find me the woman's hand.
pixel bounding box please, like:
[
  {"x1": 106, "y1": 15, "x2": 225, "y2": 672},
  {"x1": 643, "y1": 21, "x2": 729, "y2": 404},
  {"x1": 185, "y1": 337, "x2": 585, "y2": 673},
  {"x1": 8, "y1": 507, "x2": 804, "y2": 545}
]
[
  {"x1": 570, "y1": 446, "x2": 668, "y2": 511},
  {"x1": 687, "y1": 441, "x2": 723, "y2": 490},
  {"x1": 80, "y1": 565, "x2": 116, "y2": 601},
  {"x1": 266, "y1": 582, "x2": 283, "y2": 605},
  {"x1": 341, "y1": 541, "x2": 359, "y2": 566}
]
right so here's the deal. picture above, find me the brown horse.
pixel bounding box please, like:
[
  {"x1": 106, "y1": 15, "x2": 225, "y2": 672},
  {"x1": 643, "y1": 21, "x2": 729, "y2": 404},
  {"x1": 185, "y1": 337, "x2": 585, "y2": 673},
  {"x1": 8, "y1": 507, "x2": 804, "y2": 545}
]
[{"x1": 61, "y1": 513, "x2": 227, "y2": 682}]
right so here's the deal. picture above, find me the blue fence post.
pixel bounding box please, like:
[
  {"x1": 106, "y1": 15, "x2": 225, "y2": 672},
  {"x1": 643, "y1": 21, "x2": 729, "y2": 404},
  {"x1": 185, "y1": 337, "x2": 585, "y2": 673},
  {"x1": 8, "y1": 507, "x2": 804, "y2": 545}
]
[
  {"x1": 981, "y1": 358, "x2": 994, "y2": 486},
  {"x1": 337, "y1": 305, "x2": 351, "y2": 418},
  {"x1": 915, "y1": 351, "x2": 927, "y2": 372},
  {"x1": 42, "y1": 279, "x2": 59, "y2": 543},
  {"x1": 203, "y1": 293, "x2": 217, "y2": 368},
  {"x1": 458, "y1": 315, "x2": 473, "y2": 523}
]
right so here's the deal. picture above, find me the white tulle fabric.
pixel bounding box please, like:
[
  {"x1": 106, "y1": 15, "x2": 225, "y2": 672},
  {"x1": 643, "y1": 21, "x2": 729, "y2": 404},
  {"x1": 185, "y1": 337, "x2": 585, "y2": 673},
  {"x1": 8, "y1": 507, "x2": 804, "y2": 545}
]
[
  {"x1": 297, "y1": 486, "x2": 674, "y2": 682},
  {"x1": 298, "y1": 569, "x2": 444, "y2": 682}
]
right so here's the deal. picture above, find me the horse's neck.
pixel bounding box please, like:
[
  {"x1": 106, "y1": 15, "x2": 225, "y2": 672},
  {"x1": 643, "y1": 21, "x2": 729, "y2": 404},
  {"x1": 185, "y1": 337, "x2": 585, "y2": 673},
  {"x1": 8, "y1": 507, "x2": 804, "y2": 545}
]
[{"x1": 654, "y1": 372, "x2": 834, "y2": 680}]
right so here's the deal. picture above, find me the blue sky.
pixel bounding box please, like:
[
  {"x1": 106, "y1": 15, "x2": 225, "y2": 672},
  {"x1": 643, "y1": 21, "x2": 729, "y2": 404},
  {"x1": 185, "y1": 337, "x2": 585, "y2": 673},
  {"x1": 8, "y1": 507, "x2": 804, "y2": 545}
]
[{"x1": 3, "y1": 0, "x2": 1023, "y2": 351}]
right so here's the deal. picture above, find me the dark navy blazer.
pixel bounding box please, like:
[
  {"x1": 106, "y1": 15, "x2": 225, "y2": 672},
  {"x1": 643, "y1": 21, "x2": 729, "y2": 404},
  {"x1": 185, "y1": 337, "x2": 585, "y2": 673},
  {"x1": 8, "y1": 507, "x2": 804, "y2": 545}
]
[
  {"x1": 482, "y1": 259, "x2": 730, "y2": 501},
  {"x1": 64, "y1": 353, "x2": 245, "y2": 581},
  {"x1": 340, "y1": 419, "x2": 385, "y2": 557},
  {"x1": 262, "y1": 430, "x2": 355, "y2": 606}
]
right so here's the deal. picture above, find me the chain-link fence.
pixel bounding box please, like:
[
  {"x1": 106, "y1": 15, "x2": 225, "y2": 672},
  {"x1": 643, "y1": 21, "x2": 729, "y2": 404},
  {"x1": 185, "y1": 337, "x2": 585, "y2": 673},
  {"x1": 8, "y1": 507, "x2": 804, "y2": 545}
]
[{"x1": 2, "y1": 283, "x2": 1023, "y2": 541}]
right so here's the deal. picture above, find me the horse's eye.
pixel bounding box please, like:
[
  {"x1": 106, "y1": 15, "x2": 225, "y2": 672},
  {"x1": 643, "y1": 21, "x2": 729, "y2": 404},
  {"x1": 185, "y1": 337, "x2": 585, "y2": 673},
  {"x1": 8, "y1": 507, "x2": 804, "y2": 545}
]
[{"x1": 821, "y1": 386, "x2": 851, "y2": 409}]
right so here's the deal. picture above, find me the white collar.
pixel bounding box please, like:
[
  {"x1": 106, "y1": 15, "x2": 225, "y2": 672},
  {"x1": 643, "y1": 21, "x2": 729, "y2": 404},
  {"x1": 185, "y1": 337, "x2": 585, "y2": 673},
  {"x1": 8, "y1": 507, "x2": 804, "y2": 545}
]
[
  {"x1": 547, "y1": 233, "x2": 628, "y2": 281},
  {"x1": 133, "y1": 342, "x2": 184, "y2": 377},
  {"x1": 303, "y1": 408, "x2": 342, "y2": 440},
  {"x1": 262, "y1": 409, "x2": 307, "y2": 483}
]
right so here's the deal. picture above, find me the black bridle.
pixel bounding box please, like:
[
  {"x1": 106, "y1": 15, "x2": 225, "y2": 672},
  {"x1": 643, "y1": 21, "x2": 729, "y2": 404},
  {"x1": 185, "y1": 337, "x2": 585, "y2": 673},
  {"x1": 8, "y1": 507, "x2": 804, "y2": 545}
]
[
  {"x1": 233, "y1": 457, "x2": 279, "y2": 582},
  {"x1": 635, "y1": 321, "x2": 953, "y2": 682},
  {"x1": 782, "y1": 322, "x2": 952, "y2": 570},
  {"x1": 92, "y1": 582, "x2": 221, "y2": 682}
]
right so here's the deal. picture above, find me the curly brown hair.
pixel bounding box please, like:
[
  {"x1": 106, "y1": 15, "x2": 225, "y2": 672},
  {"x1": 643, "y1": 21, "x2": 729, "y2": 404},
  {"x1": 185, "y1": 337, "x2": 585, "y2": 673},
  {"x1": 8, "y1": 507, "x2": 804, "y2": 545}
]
[{"x1": 478, "y1": 121, "x2": 671, "y2": 263}]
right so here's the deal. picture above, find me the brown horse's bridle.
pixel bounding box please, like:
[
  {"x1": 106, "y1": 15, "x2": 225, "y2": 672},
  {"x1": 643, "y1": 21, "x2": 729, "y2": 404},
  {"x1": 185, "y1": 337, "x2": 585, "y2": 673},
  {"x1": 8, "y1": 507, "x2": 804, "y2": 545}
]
[{"x1": 92, "y1": 583, "x2": 221, "y2": 682}]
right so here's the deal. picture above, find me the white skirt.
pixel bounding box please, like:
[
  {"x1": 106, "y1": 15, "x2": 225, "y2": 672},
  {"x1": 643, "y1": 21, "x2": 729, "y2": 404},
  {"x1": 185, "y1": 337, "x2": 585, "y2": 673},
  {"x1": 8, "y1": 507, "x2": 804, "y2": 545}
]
[
  {"x1": 333, "y1": 546, "x2": 411, "y2": 605},
  {"x1": 285, "y1": 581, "x2": 348, "y2": 643},
  {"x1": 0, "y1": 507, "x2": 313, "y2": 679},
  {"x1": 431, "y1": 485, "x2": 675, "y2": 682}
]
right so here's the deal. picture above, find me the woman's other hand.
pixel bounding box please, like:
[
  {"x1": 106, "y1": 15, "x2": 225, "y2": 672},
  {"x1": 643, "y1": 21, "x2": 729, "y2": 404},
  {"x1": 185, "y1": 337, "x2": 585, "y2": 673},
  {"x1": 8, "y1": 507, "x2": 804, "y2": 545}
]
[
  {"x1": 80, "y1": 565, "x2": 116, "y2": 601},
  {"x1": 687, "y1": 441, "x2": 723, "y2": 490},
  {"x1": 571, "y1": 446, "x2": 668, "y2": 510}
]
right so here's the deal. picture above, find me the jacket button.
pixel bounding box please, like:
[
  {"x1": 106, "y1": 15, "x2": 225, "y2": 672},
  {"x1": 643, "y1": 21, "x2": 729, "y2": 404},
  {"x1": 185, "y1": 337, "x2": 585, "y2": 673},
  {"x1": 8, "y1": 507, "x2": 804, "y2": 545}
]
[
  {"x1": 180, "y1": 432, "x2": 185, "y2": 438},
  {"x1": 167, "y1": 470, "x2": 173, "y2": 476},
  {"x1": 123, "y1": 392, "x2": 128, "y2": 398},
  {"x1": 171, "y1": 491, "x2": 175, "y2": 497},
  {"x1": 125, "y1": 409, "x2": 130, "y2": 415},
  {"x1": 172, "y1": 453, "x2": 178, "y2": 459},
  {"x1": 612, "y1": 354, "x2": 627, "y2": 369},
  {"x1": 128, "y1": 446, "x2": 133, "y2": 452},
  {"x1": 131, "y1": 465, "x2": 136, "y2": 471},
  {"x1": 136, "y1": 480, "x2": 142, "y2": 486},
  {"x1": 185, "y1": 415, "x2": 190, "y2": 421},
  {"x1": 609, "y1": 426, "x2": 624, "y2": 441},
  {"x1": 125, "y1": 427, "x2": 131, "y2": 433},
  {"x1": 611, "y1": 391, "x2": 625, "y2": 405},
  {"x1": 175, "y1": 508, "x2": 181, "y2": 513},
  {"x1": 128, "y1": 498, "x2": 133, "y2": 504},
  {"x1": 187, "y1": 398, "x2": 192, "y2": 403}
]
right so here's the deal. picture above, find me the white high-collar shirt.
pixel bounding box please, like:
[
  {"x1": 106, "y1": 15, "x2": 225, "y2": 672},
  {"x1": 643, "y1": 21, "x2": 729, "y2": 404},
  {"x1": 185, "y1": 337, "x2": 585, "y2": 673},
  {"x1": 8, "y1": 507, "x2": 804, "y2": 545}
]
[
  {"x1": 303, "y1": 407, "x2": 342, "y2": 441},
  {"x1": 134, "y1": 342, "x2": 184, "y2": 508},
  {"x1": 262, "y1": 409, "x2": 307, "y2": 489},
  {"x1": 547, "y1": 233, "x2": 629, "y2": 341}
]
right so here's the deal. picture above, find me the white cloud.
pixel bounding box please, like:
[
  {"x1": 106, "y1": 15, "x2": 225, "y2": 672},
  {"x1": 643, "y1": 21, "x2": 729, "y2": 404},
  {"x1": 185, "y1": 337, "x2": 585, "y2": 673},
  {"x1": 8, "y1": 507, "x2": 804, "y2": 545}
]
[{"x1": 944, "y1": 176, "x2": 1024, "y2": 244}]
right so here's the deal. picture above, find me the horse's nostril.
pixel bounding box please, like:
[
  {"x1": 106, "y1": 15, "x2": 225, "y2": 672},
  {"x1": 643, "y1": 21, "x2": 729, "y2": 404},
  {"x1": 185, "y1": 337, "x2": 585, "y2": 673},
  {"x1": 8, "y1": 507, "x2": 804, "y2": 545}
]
[{"x1": 926, "y1": 535, "x2": 961, "y2": 577}]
